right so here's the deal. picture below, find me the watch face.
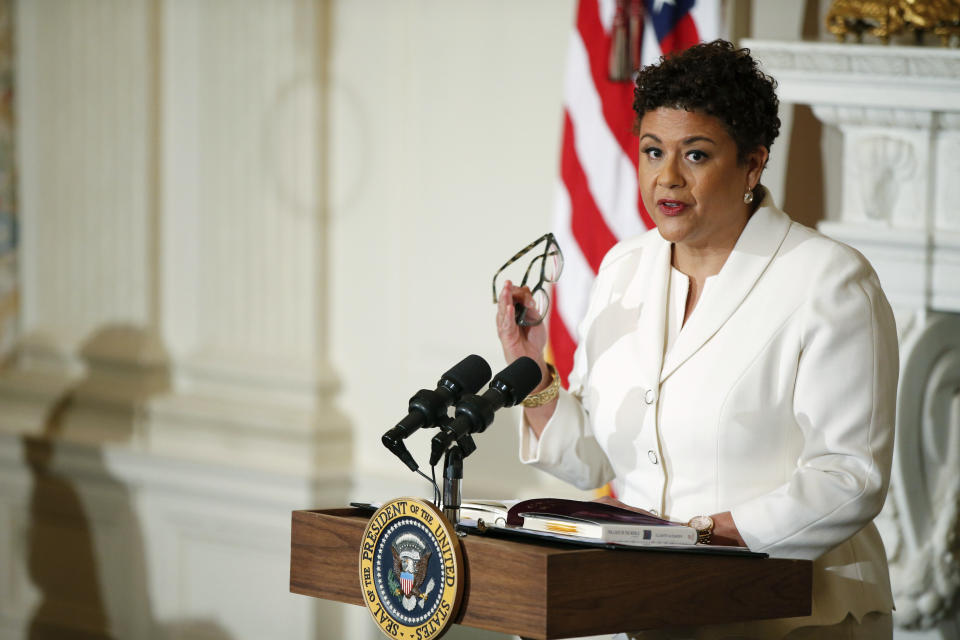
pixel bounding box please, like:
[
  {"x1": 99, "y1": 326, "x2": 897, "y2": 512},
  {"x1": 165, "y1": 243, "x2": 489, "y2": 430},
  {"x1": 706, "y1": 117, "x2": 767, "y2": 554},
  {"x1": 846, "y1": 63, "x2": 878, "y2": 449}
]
[{"x1": 690, "y1": 515, "x2": 714, "y2": 531}]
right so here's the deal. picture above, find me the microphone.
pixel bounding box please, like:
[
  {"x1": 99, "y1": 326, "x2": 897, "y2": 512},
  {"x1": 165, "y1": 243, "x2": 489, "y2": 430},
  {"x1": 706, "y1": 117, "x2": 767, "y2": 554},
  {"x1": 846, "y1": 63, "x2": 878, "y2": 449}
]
[
  {"x1": 429, "y1": 356, "x2": 542, "y2": 465},
  {"x1": 382, "y1": 354, "x2": 492, "y2": 471}
]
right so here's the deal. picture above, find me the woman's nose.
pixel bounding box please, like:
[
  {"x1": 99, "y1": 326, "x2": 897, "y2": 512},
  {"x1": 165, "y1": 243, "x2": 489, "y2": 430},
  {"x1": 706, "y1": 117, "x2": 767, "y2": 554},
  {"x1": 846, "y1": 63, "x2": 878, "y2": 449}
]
[{"x1": 657, "y1": 156, "x2": 684, "y2": 188}]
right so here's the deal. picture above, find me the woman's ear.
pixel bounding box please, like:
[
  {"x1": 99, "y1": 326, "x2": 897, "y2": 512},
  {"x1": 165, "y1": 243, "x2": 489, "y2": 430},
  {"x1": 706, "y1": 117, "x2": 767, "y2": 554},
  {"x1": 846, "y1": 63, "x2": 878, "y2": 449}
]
[{"x1": 745, "y1": 146, "x2": 769, "y2": 190}]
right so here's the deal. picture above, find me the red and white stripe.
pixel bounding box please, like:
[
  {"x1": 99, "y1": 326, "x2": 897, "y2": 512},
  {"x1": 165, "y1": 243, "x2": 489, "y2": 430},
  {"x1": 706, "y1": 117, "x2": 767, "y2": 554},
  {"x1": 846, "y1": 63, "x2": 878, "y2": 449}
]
[{"x1": 548, "y1": 0, "x2": 720, "y2": 386}]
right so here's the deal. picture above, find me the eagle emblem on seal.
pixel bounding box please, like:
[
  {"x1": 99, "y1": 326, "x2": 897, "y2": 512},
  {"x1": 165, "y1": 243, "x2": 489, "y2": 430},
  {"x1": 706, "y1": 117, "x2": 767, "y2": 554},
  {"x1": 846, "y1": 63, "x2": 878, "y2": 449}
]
[{"x1": 389, "y1": 532, "x2": 436, "y2": 611}]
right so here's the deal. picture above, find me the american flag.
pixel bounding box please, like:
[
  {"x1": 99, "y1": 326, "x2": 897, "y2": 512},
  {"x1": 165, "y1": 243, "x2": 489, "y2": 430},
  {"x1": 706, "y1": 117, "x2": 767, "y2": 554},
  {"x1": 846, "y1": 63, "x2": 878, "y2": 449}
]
[{"x1": 548, "y1": 0, "x2": 721, "y2": 386}]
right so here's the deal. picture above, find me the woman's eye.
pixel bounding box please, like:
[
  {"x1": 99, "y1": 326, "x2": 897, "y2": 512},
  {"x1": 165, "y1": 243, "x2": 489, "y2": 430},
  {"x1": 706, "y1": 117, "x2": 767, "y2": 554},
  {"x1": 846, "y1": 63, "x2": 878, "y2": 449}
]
[
  {"x1": 687, "y1": 150, "x2": 708, "y2": 162},
  {"x1": 642, "y1": 147, "x2": 662, "y2": 159}
]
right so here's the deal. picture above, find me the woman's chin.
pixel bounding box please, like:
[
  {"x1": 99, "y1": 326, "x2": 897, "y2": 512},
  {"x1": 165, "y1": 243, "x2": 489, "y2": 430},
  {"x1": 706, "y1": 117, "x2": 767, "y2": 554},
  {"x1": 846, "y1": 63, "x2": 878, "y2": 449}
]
[{"x1": 654, "y1": 222, "x2": 690, "y2": 245}]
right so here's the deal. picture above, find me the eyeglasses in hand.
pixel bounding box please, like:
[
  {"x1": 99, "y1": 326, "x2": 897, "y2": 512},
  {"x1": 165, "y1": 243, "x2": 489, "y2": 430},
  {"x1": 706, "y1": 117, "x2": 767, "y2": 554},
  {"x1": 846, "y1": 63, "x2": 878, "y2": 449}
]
[{"x1": 491, "y1": 233, "x2": 564, "y2": 327}]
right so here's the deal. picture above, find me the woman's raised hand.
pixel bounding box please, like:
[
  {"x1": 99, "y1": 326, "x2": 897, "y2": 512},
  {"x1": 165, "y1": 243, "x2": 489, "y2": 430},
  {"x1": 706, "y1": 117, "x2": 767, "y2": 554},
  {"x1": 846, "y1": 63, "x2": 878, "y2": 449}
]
[{"x1": 496, "y1": 281, "x2": 549, "y2": 387}]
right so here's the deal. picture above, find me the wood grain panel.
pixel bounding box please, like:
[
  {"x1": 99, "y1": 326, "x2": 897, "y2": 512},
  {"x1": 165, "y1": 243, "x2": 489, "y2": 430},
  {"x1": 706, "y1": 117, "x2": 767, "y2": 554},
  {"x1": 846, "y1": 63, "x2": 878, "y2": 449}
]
[
  {"x1": 290, "y1": 509, "x2": 366, "y2": 605},
  {"x1": 545, "y1": 544, "x2": 811, "y2": 637}
]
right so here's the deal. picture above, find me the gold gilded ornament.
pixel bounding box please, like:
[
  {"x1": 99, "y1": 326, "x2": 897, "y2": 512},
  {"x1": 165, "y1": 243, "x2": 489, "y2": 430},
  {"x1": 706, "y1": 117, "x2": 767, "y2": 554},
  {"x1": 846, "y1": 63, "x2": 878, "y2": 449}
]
[
  {"x1": 826, "y1": 0, "x2": 905, "y2": 43},
  {"x1": 826, "y1": 0, "x2": 960, "y2": 45},
  {"x1": 901, "y1": 0, "x2": 960, "y2": 45}
]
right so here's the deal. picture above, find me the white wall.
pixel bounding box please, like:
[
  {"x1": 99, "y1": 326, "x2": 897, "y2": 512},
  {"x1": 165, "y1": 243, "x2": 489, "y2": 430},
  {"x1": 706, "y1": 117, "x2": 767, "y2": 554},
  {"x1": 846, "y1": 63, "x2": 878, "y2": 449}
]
[{"x1": 327, "y1": 0, "x2": 588, "y2": 502}]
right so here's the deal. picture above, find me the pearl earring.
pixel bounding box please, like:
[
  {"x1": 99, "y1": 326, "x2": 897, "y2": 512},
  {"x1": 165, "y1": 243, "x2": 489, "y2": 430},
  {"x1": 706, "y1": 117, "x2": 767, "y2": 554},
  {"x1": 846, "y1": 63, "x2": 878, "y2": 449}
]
[{"x1": 744, "y1": 190, "x2": 754, "y2": 204}]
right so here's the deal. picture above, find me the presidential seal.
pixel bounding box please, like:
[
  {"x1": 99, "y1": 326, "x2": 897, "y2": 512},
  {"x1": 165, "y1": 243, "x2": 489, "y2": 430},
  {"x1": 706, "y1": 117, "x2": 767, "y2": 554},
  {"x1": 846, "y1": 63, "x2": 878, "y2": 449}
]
[{"x1": 359, "y1": 497, "x2": 464, "y2": 640}]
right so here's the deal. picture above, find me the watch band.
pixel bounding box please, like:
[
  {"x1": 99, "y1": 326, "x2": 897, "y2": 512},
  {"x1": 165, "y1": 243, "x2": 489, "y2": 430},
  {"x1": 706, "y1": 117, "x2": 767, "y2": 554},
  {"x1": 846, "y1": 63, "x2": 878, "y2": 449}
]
[{"x1": 688, "y1": 515, "x2": 714, "y2": 544}]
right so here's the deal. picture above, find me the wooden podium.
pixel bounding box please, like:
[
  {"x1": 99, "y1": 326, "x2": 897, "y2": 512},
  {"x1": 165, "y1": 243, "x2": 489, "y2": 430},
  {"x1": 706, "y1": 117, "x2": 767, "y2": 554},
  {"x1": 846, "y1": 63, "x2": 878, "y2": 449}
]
[{"x1": 290, "y1": 508, "x2": 812, "y2": 639}]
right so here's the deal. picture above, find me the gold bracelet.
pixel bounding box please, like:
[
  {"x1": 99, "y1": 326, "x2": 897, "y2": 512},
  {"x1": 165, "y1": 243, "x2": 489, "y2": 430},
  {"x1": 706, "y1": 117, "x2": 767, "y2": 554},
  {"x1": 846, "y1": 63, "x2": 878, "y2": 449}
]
[{"x1": 522, "y1": 363, "x2": 560, "y2": 408}]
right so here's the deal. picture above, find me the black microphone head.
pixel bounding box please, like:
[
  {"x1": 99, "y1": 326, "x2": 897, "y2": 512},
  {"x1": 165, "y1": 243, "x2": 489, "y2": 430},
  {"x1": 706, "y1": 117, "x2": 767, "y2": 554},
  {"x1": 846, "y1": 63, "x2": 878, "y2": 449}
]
[
  {"x1": 441, "y1": 354, "x2": 492, "y2": 395},
  {"x1": 491, "y1": 356, "x2": 543, "y2": 407}
]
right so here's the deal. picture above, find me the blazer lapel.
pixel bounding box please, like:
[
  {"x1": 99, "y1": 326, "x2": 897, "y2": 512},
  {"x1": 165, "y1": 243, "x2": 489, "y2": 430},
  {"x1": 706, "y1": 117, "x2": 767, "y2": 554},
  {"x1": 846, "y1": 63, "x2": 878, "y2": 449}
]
[
  {"x1": 659, "y1": 202, "x2": 793, "y2": 383},
  {"x1": 623, "y1": 237, "x2": 672, "y2": 389}
]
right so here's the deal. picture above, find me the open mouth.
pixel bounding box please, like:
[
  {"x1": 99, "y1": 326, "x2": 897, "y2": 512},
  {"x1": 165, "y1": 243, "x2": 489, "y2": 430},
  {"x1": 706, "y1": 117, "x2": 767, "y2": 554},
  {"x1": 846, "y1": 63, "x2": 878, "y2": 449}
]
[{"x1": 657, "y1": 199, "x2": 688, "y2": 215}]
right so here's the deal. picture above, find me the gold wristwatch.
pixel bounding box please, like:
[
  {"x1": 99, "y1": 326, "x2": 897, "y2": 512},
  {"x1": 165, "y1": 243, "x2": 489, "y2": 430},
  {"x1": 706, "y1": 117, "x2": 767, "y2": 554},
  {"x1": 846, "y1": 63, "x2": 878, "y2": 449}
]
[{"x1": 688, "y1": 515, "x2": 714, "y2": 544}]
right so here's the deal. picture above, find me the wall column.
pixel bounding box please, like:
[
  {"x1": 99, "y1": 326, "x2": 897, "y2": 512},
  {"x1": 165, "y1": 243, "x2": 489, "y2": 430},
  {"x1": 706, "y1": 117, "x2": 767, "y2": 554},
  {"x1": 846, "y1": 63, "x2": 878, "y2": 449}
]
[{"x1": 0, "y1": 1, "x2": 352, "y2": 638}]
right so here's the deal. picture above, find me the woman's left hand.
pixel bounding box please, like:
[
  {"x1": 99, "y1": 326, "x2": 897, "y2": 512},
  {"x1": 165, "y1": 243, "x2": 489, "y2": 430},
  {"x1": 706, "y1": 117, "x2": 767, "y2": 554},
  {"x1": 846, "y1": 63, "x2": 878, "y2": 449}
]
[{"x1": 710, "y1": 511, "x2": 747, "y2": 547}]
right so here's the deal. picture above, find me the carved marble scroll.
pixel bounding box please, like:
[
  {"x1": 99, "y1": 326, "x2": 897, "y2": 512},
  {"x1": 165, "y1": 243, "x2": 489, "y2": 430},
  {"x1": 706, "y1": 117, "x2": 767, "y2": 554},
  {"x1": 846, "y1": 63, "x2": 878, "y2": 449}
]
[{"x1": 878, "y1": 312, "x2": 960, "y2": 628}]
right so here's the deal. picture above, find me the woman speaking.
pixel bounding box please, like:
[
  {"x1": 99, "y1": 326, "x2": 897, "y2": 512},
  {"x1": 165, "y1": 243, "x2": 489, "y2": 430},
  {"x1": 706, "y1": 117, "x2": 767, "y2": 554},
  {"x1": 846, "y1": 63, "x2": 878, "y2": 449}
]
[{"x1": 496, "y1": 41, "x2": 897, "y2": 639}]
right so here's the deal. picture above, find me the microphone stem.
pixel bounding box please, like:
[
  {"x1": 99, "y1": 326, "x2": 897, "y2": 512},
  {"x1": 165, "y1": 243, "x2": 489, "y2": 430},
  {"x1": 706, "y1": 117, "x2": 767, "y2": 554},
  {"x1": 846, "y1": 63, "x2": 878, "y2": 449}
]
[{"x1": 442, "y1": 445, "x2": 464, "y2": 525}]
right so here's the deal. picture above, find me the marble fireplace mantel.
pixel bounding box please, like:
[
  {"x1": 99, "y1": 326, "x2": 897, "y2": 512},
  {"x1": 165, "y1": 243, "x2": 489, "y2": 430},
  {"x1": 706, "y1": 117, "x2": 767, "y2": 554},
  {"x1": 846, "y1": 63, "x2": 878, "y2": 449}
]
[
  {"x1": 746, "y1": 39, "x2": 960, "y2": 314},
  {"x1": 743, "y1": 40, "x2": 960, "y2": 110}
]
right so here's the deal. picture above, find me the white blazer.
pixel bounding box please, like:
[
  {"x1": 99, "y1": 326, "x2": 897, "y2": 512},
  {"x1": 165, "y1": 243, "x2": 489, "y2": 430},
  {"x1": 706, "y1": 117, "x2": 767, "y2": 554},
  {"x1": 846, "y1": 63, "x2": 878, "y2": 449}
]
[{"x1": 520, "y1": 196, "x2": 898, "y2": 635}]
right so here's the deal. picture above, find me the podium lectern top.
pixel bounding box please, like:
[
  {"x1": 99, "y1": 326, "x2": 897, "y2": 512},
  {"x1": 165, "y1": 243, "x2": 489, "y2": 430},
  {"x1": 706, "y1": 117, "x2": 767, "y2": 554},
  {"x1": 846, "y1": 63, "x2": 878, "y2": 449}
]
[{"x1": 290, "y1": 508, "x2": 812, "y2": 640}]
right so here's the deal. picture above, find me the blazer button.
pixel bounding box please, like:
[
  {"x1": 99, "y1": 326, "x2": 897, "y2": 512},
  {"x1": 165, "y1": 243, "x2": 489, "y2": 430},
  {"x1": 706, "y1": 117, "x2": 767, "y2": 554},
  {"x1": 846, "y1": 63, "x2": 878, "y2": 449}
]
[
  {"x1": 644, "y1": 388, "x2": 656, "y2": 404},
  {"x1": 647, "y1": 450, "x2": 658, "y2": 464}
]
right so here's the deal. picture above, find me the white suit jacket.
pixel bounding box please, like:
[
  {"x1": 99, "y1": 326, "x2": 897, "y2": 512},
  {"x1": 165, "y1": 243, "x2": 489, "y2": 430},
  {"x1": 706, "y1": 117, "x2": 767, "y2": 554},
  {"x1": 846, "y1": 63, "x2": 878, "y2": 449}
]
[{"x1": 520, "y1": 197, "x2": 897, "y2": 635}]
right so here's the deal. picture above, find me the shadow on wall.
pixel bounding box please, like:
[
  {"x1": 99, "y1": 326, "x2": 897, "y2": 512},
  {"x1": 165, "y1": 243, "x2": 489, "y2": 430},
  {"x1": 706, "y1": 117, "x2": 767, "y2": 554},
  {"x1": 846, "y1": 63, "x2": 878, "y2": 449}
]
[
  {"x1": 781, "y1": 0, "x2": 826, "y2": 229},
  {"x1": 782, "y1": 103, "x2": 826, "y2": 229},
  {"x1": 21, "y1": 324, "x2": 233, "y2": 640}
]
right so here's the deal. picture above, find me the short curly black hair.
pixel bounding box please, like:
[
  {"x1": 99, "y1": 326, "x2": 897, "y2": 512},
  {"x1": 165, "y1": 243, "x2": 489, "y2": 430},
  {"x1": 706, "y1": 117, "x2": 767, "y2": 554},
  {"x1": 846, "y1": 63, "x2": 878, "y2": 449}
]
[{"x1": 633, "y1": 40, "x2": 780, "y2": 164}]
